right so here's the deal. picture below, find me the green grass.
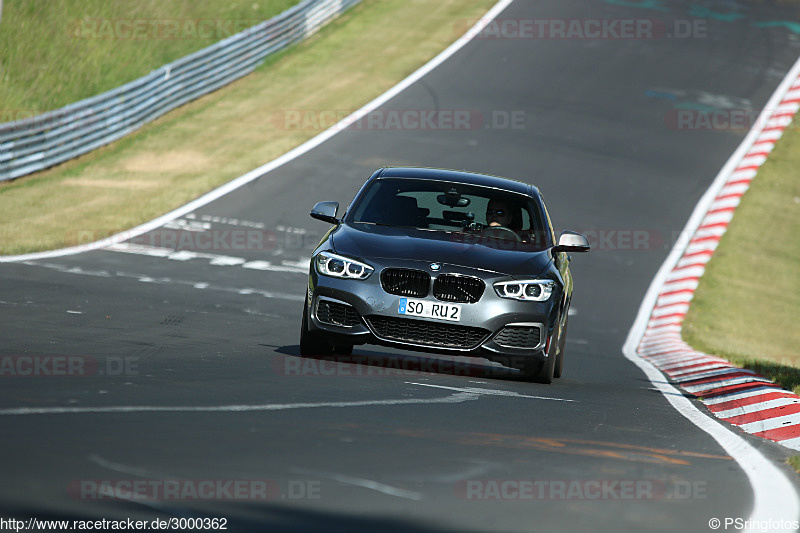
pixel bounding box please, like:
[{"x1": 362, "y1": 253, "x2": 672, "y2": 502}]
[
  {"x1": 683, "y1": 118, "x2": 800, "y2": 394},
  {"x1": 0, "y1": 0, "x2": 299, "y2": 116},
  {"x1": 789, "y1": 456, "x2": 800, "y2": 474},
  {"x1": 0, "y1": 0, "x2": 496, "y2": 254}
]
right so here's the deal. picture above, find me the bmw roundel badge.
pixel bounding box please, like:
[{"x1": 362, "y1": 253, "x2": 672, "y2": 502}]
[{"x1": 430, "y1": 263, "x2": 441, "y2": 271}]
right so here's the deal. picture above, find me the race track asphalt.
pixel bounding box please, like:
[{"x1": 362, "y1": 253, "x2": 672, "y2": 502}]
[{"x1": 2, "y1": 1, "x2": 800, "y2": 531}]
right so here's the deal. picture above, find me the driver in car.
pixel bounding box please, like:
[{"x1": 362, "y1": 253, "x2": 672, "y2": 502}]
[
  {"x1": 486, "y1": 199, "x2": 513, "y2": 228},
  {"x1": 485, "y1": 199, "x2": 529, "y2": 242}
]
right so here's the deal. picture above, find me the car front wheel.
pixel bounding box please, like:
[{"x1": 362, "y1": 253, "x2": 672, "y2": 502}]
[
  {"x1": 553, "y1": 317, "x2": 568, "y2": 379},
  {"x1": 300, "y1": 302, "x2": 333, "y2": 356}
]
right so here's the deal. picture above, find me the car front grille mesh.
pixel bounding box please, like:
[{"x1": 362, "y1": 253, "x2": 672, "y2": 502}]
[
  {"x1": 381, "y1": 268, "x2": 430, "y2": 298},
  {"x1": 433, "y1": 275, "x2": 485, "y2": 303},
  {"x1": 493, "y1": 325, "x2": 543, "y2": 349},
  {"x1": 316, "y1": 300, "x2": 361, "y2": 327},
  {"x1": 366, "y1": 316, "x2": 489, "y2": 350}
]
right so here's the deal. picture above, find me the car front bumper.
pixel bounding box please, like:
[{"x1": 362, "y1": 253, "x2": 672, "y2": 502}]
[{"x1": 305, "y1": 258, "x2": 562, "y2": 366}]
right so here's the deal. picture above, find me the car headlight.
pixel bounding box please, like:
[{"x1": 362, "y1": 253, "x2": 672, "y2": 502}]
[
  {"x1": 494, "y1": 280, "x2": 555, "y2": 301},
  {"x1": 315, "y1": 251, "x2": 374, "y2": 280}
]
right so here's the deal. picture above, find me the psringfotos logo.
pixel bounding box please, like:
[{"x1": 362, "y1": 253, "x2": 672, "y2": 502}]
[{"x1": 708, "y1": 518, "x2": 800, "y2": 532}]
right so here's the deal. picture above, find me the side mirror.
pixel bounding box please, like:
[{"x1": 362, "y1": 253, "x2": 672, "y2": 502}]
[
  {"x1": 553, "y1": 230, "x2": 590, "y2": 253},
  {"x1": 310, "y1": 201, "x2": 340, "y2": 225}
]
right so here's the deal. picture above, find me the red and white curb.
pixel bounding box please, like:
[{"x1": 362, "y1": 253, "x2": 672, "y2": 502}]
[{"x1": 635, "y1": 72, "x2": 800, "y2": 451}]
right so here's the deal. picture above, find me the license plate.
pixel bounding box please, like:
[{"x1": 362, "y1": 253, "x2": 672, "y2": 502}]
[{"x1": 398, "y1": 298, "x2": 461, "y2": 322}]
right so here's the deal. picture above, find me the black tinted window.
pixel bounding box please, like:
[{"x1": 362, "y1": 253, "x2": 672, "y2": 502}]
[{"x1": 349, "y1": 178, "x2": 548, "y2": 246}]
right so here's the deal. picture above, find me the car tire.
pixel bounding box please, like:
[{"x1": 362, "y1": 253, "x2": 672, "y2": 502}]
[
  {"x1": 332, "y1": 345, "x2": 353, "y2": 355},
  {"x1": 513, "y1": 354, "x2": 553, "y2": 384},
  {"x1": 523, "y1": 323, "x2": 559, "y2": 383},
  {"x1": 530, "y1": 354, "x2": 555, "y2": 384},
  {"x1": 553, "y1": 317, "x2": 568, "y2": 379},
  {"x1": 300, "y1": 301, "x2": 333, "y2": 357}
]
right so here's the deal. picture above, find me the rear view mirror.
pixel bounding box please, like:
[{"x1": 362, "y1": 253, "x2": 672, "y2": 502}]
[
  {"x1": 553, "y1": 231, "x2": 590, "y2": 253},
  {"x1": 437, "y1": 188, "x2": 470, "y2": 208},
  {"x1": 310, "y1": 201, "x2": 340, "y2": 224}
]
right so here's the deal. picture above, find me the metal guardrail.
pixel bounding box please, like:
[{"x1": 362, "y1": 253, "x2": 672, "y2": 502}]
[{"x1": 0, "y1": 0, "x2": 360, "y2": 182}]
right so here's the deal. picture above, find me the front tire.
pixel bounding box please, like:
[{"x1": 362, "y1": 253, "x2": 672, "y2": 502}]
[
  {"x1": 300, "y1": 302, "x2": 333, "y2": 356},
  {"x1": 513, "y1": 354, "x2": 554, "y2": 384},
  {"x1": 529, "y1": 353, "x2": 555, "y2": 384},
  {"x1": 332, "y1": 344, "x2": 353, "y2": 355},
  {"x1": 553, "y1": 317, "x2": 568, "y2": 379}
]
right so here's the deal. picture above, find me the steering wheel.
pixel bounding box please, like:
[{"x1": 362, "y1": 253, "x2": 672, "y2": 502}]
[{"x1": 482, "y1": 225, "x2": 521, "y2": 242}]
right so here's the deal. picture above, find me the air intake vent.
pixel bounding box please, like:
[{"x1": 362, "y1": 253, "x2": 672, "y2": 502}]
[
  {"x1": 367, "y1": 316, "x2": 488, "y2": 350},
  {"x1": 316, "y1": 299, "x2": 361, "y2": 327},
  {"x1": 493, "y1": 325, "x2": 543, "y2": 349}
]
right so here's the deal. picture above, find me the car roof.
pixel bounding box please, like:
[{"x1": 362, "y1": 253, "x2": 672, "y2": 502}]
[{"x1": 374, "y1": 167, "x2": 539, "y2": 197}]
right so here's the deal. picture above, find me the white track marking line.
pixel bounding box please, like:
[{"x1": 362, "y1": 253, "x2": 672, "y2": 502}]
[
  {"x1": 23, "y1": 261, "x2": 305, "y2": 302},
  {"x1": 88, "y1": 454, "x2": 171, "y2": 479},
  {"x1": 0, "y1": 0, "x2": 515, "y2": 264},
  {"x1": 704, "y1": 387, "x2": 792, "y2": 405},
  {"x1": 104, "y1": 242, "x2": 308, "y2": 273},
  {"x1": 0, "y1": 392, "x2": 480, "y2": 416},
  {"x1": 291, "y1": 468, "x2": 423, "y2": 501},
  {"x1": 405, "y1": 382, "x2": 576, "y2": 402},
  {"x1": 623, "y1": 52, "x2": 800, "y2": 532},
  {"x1": 715, "y1": 398, "x2": 800, "y2": 420},
  {"x1": 739, "y1": 415, "x2": 800, "y2": 434}
]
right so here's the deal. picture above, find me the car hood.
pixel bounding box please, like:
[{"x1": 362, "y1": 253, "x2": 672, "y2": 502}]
[{"x1": 330, "y1": 223, "x2": 553, "y2": 278}]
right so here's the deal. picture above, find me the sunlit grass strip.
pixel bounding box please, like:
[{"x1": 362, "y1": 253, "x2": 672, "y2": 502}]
[
  {"x1": 683, "y1": 115, "x2": 800, "y2": 394},
  {"x1": 0, "y1": 0, "x2": 299, "y2": 114},
  {"x1": 0, "y1": 0, "x2": 496, "y2": 255}
]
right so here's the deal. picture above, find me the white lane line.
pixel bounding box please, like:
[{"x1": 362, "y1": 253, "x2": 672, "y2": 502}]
[
  {"x1": 0, "y1": 0, "x2": 515, "y2": 264},
  {"x1": 683, "y1": 377, "x2": 773, "y2": 394},
  {"x1": 672, "y1": 367, "x2": 760, "y2": 382},
  {"x1": 88, "y1": 454, "x2": 170, "y2": 479},
  {"x1": 291, "y1": 468, "x2": 422, "y2": 501},
  {"x1": 105, "y1": 243, "x2": 308, "y2": 273},
  {"x1": 188, "y1": 214, "x2": 266, "y2": 229},
  {"x1": 715, "y1": 398, "x2": 800, "y2": 420},
  {"x1": 23, "y1": 261, "x2": 305, "y2": 302},
  {"x1": 704, "y1": 387, "x2": 791, "y2": 405},
  {"x1": 623, "y1": 51, "x2": 800, "y2": 530},
  {"x1": 405, "y1": 382, "x2": 576, "y2": 403},
  {"x1": 739, "y1": 414, "x2": 800, "y2": 434},
  {"x1": 0, "y1": 392, "x2": 480, "y2": 416}
]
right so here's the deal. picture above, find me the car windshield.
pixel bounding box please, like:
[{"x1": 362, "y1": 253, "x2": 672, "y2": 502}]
[{"x1": 348, "y1": 178, "x2": 549, "y2": 247}]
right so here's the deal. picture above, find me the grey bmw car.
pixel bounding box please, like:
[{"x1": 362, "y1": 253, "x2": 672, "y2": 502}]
[{"x1": 300, "y1": 167, "x2": 589, "y2": 383}]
